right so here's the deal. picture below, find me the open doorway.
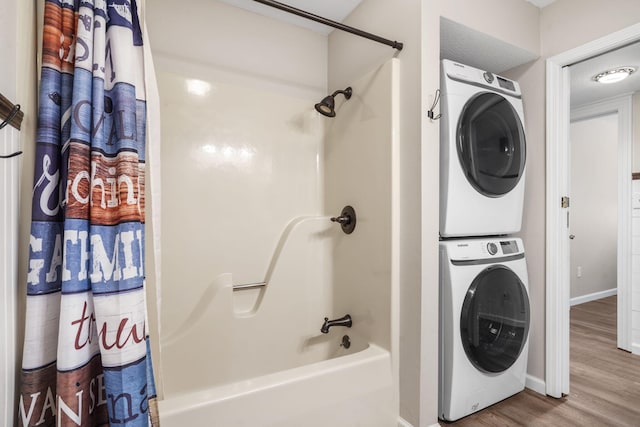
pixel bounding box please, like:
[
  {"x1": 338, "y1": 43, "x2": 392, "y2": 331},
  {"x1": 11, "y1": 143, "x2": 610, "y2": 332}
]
[
  {"x1": 569, "y1": 111, "x2": 619, "y2": 307},
  {"x1": 546, "y1": 25, "x2": 640, "y2": 398},
  {"x1": 568, "y1": 42, "x2": 640, "y2": 321}
]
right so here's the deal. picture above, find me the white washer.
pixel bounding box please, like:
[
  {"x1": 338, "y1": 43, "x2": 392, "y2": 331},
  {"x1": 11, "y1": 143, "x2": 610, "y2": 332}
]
[
  {"x1": 440, "y1": 59, "x2": 527, "y2": 237},
  {"x1": 439, "y1": 237, "x2": 530, "y2": 421}
]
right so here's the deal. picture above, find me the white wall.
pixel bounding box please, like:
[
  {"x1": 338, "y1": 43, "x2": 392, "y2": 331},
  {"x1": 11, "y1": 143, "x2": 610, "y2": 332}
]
[
  {"x1": 0, "y1": 0, "x2": 18, "y2": 416},
  {"x1": 632, "y1": 179, "x2": 640, "y2": 354},
  {"x1": 569, "y1": 114, "x2": 618, "y2": 299},
  {"x1": 2, "y1": 0, "x2": 38, "y2": 424},
  {"x1": 634, "y1": 92, "x2": 640, "y2": 172},
  {"x1": 0, "y1": 1, "x2": 18, "y2": 423},
  {"x1": 634, "y1": 93, "x2": 640, "y2": 351},
  {"x1": 0, "y1": 0, "x2": 17, "y2": 99},
  {"x1": 540, "y1": 0, "x2": 640, "y2": 58}
]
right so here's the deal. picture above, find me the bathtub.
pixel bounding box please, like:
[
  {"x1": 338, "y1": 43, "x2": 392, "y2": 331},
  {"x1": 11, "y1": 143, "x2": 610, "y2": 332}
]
[{"x1": 158, "y1": 343, "x2": 395, "y2": 426}]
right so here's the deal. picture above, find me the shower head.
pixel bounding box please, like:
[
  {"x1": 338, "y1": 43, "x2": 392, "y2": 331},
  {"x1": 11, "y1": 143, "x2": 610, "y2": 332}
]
[{"x1": 314, "y1": 87, "x2": 352, "y2": 117}]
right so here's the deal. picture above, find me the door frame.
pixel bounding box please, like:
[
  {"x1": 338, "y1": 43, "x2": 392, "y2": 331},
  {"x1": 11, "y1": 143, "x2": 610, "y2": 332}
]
[{"x1": 545, "y1": 23, "x2": 640, "y2": 398}]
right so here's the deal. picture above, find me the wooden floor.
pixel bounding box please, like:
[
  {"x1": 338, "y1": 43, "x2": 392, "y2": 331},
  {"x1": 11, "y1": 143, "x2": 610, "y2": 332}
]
[{"x1": 443, "y1": 296, "x2": 640, "y2": 426}]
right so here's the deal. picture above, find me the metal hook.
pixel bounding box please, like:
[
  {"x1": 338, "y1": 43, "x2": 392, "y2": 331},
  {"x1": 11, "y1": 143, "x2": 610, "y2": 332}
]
[
  {"x1": 0, "y1": 104, "x2": 21, "y2": 130},
  {"x1": 427, "y1": 89, "x2": 441, "y2": 120},
  {"x1": 0, "y1": 103, "x2": 23, "y2": 159}
]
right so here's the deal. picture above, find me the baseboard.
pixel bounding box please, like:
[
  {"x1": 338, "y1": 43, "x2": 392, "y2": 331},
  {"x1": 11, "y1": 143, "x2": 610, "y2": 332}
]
[
  {"x1": 525, "y1": 374, "x2": 546, "y2": 395},
  {"x1": 396, "y1": 418, "x2": 440, "y2": 427},
  {"x1": 632, "y1": 342, "x2": 640, "y2": 356},
  {"x1": 570, "y1": 288, "x2": 617, "y2": 306}
]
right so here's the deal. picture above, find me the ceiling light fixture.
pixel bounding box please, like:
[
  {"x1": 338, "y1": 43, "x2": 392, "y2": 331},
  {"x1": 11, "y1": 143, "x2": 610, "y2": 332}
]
[{"x1": 593, "y1": 66, "x2": 636, "y2": 84}]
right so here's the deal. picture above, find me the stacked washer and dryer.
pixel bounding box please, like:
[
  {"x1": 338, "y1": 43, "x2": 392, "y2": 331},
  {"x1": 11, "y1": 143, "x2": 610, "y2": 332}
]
[{"x1": 438, "y1": 59, "x2": 531, "y2": 421}]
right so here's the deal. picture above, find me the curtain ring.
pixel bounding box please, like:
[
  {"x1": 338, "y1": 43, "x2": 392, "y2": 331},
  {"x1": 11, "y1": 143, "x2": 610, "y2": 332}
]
[{"x1": 0, "y1": 104, "x2": 21, "y2": 129}]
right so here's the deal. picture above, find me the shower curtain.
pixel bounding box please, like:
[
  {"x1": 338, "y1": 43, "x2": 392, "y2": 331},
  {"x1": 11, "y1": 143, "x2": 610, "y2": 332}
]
[{"x1": 19, "y1": 0, "x2": 159, "y2": 426}]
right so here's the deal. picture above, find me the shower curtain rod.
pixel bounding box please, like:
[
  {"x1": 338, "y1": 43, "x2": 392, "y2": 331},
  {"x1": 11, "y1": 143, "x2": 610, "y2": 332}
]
[{"x1": 252, "y1": 0, "x2": 404, "y2": 51}]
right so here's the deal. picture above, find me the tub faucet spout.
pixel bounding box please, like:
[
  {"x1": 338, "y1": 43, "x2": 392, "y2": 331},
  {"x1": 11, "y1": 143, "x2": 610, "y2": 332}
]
[{"x1": 321, "y1": 314, "x2": 352, "y2": 334}]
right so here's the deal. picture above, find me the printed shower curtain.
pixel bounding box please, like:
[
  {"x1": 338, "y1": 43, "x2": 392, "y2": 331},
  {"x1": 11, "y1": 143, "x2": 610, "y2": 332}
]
[{"x1": 19, "y1": 0, "x2": 159, "y2": 426}]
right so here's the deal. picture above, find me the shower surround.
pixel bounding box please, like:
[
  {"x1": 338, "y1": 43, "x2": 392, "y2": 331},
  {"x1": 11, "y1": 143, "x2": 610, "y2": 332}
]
[{"x1": 148, "y1": 0, "x2": 399, "y2": 424}]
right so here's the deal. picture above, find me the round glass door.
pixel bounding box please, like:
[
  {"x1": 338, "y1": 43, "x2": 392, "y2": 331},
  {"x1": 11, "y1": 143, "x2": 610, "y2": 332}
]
[
  {"x1": 457, "y1": 92, "x2": 526, "y2": 197},
  {"x1": 460, "y1": 265, "x2": 530, "y2": 373}
]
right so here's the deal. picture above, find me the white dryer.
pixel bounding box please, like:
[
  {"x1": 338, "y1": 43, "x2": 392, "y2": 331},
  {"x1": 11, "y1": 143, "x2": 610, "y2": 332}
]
[
  {"x1": 440, "y1": 59, "x2": 527, "y2": 237},
  {"x1": 439, "y1": 237, "x2": 530, "y2": 421}
]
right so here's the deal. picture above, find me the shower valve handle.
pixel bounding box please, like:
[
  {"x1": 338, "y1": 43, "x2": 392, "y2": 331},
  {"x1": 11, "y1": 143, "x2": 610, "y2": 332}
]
[
  {"x1": 330, "y1": 215, "x2": 351, "y2": 225},
  {"x1": 330, "y1": 205, "x2": 357, "y2": 234}
]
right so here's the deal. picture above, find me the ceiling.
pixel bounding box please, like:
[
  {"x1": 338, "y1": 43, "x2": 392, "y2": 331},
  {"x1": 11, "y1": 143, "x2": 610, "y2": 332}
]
[
  {"x1": 218, "y1": 0, "x2": 362, "y2": 34},
  {"x1": 220, "y1": 0, "x2": 556, "y2": 36},
  {"x1": 570, "y1": 42, "x2": 640, "y2": 108}
]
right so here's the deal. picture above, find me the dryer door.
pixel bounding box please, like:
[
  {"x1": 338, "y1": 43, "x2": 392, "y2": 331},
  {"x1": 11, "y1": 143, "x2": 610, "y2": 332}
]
[
  {"x1": 460, "y1": 265, "x2": 530, "y2": 373},
  {"x1": 457, "y1": 92, "x2": 526, "y2": 197}
]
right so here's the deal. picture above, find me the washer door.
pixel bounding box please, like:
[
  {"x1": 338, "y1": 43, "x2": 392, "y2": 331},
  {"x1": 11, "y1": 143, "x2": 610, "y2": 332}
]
[
  {"x1": 457, "y1": 92, "x2": 526, "y2": 197},
  {"x1": 460, "y1": 265, "x2": 530, "y2": 373}
]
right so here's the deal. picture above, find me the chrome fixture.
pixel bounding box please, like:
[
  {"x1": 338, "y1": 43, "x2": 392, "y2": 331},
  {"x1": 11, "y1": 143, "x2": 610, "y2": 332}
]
[
  {"x1": 321, "y1": 314, "x2": 352, "y2": 334},
  {"x1": 315, "y1": 87, "x2": 352, "y2": 117},
  {"x1": 330, "y1": 205, "x2": 356, "y2": 234}
]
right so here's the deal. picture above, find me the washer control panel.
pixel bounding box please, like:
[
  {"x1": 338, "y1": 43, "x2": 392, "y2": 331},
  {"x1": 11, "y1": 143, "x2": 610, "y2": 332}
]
[
  {"x1": 483, "y1": 72, "x2": 494, "y2": 84},
  {"x1": 444, "y1": 238, "x2": 524, "y2": 261}
]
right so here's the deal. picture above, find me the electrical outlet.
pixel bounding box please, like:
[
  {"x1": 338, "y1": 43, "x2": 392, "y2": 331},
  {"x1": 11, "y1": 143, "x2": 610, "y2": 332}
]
[{"x1": 577, "y1": 266, "x2": 582, "y2": 278}]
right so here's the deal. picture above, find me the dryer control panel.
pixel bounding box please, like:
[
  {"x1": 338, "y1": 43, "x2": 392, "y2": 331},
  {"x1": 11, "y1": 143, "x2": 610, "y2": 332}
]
[{"x1": 442, "y1": 59, "x2": 521, "y2": 97}]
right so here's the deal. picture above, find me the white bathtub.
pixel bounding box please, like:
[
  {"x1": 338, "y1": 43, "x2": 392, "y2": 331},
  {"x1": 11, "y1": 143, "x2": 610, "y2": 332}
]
[{"x1": 158, "y1": 343, "x2": 395, "y2": 427}]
